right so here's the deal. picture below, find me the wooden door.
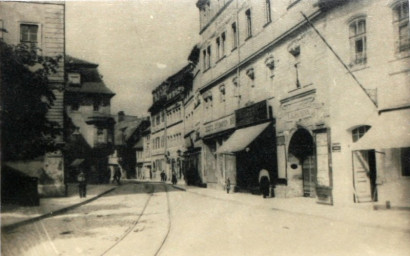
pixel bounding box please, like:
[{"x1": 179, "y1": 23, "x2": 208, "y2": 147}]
[
  {"x1": 302, "y1": 155, "x2": 316, "y2": 197},
  {"x1": 352, "y1": 151, "x2": 372, "y2": 202}
]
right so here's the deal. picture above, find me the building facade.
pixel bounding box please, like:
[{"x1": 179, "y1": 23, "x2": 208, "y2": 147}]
[
  {"x1": 64, "y1": 56, "x2": 115, "y2": 184},
  {"x1": 0, "y1": 1, "x2": 66, "y2": 196},
  {"x1": 149, "y1": 65, "x2": 195, "y2": 182},
  {"x1": 193, "y1": 0, "x2": 410, "y2": 207}
]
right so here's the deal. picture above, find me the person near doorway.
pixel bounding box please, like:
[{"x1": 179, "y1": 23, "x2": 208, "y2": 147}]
[
  {"x1": 259, "y1": 169, "x2": 270, "y2": 198},
  {"x1": 161, "y1": 170, "x2": 165, "y2": 182},
  {"x1": 172, "y1": 171, "x2": 177, "y2": 185},
  {"x1": 77, "y1": 169, "x2": 87, "y2": 198},
  {"x1": 114, "y1": 165, "x2": 122, "y2": 185}
]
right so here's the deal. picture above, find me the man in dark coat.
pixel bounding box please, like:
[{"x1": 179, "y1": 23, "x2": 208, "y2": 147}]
[{"x1": 77, "y1": 170, "x2": 87, "y2": 198}]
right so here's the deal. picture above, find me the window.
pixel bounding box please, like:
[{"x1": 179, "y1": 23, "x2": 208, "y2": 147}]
[
  {"x1": 265, "y1": 0, "x2": 272, "y2": 24},
  {"x1": 207, "y1": 45, "x2": 211, "y2": 68},
  {"x1": 203, "y1": 50, "x2": 207, "y2": 70},
  {"x1": 20, "y1": 24, "x2": 39, "y2": 46},
  {"x1": 246, "y1": 9, "x2": 252, "y2": 38},
  {"x1": 352, "y1": 125, "x2": 371, "y2": 142},
  {"x1": 349, "y1": 18, "x2": 367, "y2": 65},
  {"x1": 68, "y1": 73, "x2": 81, "y2": 85},
  {"x1": 232, "y1": 22, "x2": 238, "y2": 49},
  {"x1": 216, "y1": 37, "x2": 220, "y2": 60},
  {"x1": 93, "y1": 98, "x2": 100, "y2": 111},
  {"x1": 221, "y1": 32, "x2": 226, "y2": 57},
  {"x1": 219, "y1": 85, "x2": 226, "y2": 102},
  {"x1": 393, "y1": 1, "x2": 410, "y2": 52},
  {"x1": 97, "y1": 128, "x2": 105, "y2": 143}
]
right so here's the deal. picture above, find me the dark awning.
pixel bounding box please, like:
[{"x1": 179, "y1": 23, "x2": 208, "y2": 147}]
[{"x1": 217, "y1": 122, "x2": 271, "y2": 154}]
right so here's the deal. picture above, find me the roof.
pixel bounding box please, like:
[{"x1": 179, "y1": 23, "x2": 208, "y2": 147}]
[
  {"x1": 66, "y1": 82, "x2": 115, "y2": 95},
  {"x1": 66, "y1": 55, "x2": 98, "y2": 67},
  {"x1": 65, "y1": 55, "x2": 115, "y2": 96}
]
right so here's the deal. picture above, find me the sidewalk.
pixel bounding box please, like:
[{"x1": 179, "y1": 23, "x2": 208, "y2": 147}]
[
  {"x1": 172, "y1": 183, "x2": 410, "y2": 232},
  {"x1": 1, "y1": 183, "x2": 116, "y2": 230}
]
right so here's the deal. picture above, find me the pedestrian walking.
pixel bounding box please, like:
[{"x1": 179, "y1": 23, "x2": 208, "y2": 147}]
[
  {"x1": 77, "y1": 170, "x2": 87, "y2": 198},
  {"x1": 114, "y1": 165, "x2": 122, "y2": 185},
  {"x1": 172, "y1": 171, "x2": 177, "y2": 185},
  {"x1": 226, "y1": 178, "x2": 231, "y2": 194}
]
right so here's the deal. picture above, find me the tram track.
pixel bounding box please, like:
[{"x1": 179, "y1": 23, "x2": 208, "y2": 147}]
[{"x1": 99, "y1": 182, "x2": 173, "y2": 256}]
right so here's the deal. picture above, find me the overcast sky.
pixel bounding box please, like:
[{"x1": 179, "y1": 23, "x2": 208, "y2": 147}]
[{"x1": 66, "y1": 0, "x2": 200, "y2": 117}]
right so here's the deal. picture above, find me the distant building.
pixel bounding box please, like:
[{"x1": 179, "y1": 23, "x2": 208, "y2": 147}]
[
  {"x1": 64, "y1": 56, "x2": 115, "y2": 184},
  {"x1": 0, "y1": 1, "x2": 66, "y2": 196},
  {"x1": 111, "y1": 112, "x2": 149, "y2": 179},
  {"x1": 193, "y1": 0, "x2": 410, "y2": 207},
  {"x1": 149, "y1": 64, "x2": 195, "y2": 181}
]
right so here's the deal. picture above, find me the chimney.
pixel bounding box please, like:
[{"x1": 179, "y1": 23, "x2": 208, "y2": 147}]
[{"x1": 118, "y1": 111, "x2": 125, "y2": 122}]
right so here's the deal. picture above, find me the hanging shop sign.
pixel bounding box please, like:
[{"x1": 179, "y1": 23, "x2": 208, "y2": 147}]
[{"x1": 235, "y1": 100, "x2": 269, "y2": 128}]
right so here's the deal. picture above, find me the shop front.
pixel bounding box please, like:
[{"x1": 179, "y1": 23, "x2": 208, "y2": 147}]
[
  {"x1": 217, "y1": 100, "x2": 277, "y2": 194},
  {"x1": 202, "y1": 114, "x2": 236, "y2": 190},
  {"x1": 183, "y1": 131, "x2": 204, "y2": 186}
]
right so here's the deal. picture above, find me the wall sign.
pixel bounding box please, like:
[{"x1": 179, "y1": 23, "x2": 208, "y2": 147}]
[
  {"x1": 235, "y1": 100, "x2": 269, "y2": 128},
  {"x1": 203, "y1": 114, "x2": 235, "y2": 136},
  {"x1": 332, "y1": 143, "x2": 341, "y2": 152}
]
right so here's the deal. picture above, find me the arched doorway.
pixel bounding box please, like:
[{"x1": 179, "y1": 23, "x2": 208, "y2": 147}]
[{"x1": 288, "y1": 128, "x2": 316, "y2": 197}]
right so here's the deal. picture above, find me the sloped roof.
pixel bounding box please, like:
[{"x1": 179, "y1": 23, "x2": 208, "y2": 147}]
[
  {"x1": 66, "y1": 55, "x2": 98, "y2": 67},
  {"x1": 66, "y1": 82, "x2": 115, "y2": 95},
  {"x1": 65, "y1": 55, "x2": 115, "y2": 96}
]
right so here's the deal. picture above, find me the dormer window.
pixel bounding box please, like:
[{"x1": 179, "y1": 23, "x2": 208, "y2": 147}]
[{"x1": 68, "y1": 73, "x2": 81, "y2": 85}]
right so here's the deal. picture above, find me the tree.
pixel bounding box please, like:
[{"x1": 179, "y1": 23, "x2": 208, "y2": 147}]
[{"x1": 0, "y1": 41, "x2": 62, "y2": 161}]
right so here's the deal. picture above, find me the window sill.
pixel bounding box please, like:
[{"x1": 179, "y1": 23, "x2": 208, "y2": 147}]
[
  {"x1": 203, "y1": 67, "x2": 211, "y2": 73},
  {"x1": 263, "y1": 20, "x2": 272, "y2": 28},
  {"x1": 215, "y1": 55, "x2": 226, "y2": 64},
  {"x1": 348, "y1": 64, "x2": 369, "y2": 73},
  {"x1": 231, "y1": 46, "x2": 237, "y2": 52},
  {"x1": 245, "y1": 35, "x2": 252, "y2": 41},
  {"x1": 287, "y1": 0, "x2": 301, "y2": 10}
]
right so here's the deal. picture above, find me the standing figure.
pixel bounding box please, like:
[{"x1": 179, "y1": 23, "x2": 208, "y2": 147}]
[
  {"x1": 114, "y1": 165, "x2": 122, "y2": 185},
  {"x1": 77, "y1": 170, "x2": 87, "y2": 198},
  {"x1": 259, "y1": 169, "x2": 270, "y2": 198},
  {"x1": 226, "y1": 178, "x2": 231, "y2": 194},
  {"x1": 172, "y1": 171, "x2": 177, "y2": 185},
  {"x1": 160, "y1": 170, "x2": 165, "y2": 182}
]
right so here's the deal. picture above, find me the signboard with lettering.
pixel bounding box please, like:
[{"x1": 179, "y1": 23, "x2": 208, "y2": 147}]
[
  {"x1": 203, "y1": 114, "x2": 235, "y2": 137},
  {"x1": 235, "y1": 100, "x2": 269, "y2": 128},
  {"x1": 332, "y1": 143, "x2": 341, "y2": 152}
]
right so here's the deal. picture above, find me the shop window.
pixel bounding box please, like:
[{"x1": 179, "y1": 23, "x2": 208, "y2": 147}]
[
  {"x1": 401, "y1": 148, "x2": 410, "y2": 176},
  {"x1": 393, "y1": 1, "x2": 410, "y2": 52},
  {"x1": 349, "y1": 18, "x2": 367, "y2": 65},
  {"x1": 352, "y1": 125, "x2": 371, "y2": 142}
]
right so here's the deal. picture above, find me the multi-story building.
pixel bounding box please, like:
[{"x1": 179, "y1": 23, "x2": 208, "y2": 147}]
[
  {"x1": 0, "y1": 1, "x2": 66, "y2": 196},
  {"x1": 149, "y1": 65, "x2": 194, "y2": 181},
  {"x1": 136, "y1": 125, "x2": 151, "y2": 179},
  {"x1": 194, "y1": 0, "x2": 410, "y2": 207},
  {"x1": 64, "y1": 56, "x2": 115, "y2": 184}
]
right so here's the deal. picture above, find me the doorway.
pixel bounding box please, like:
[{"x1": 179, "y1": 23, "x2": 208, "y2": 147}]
[{"x1": 289, "y1": 128, "x2": 316, "y2": 197}]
